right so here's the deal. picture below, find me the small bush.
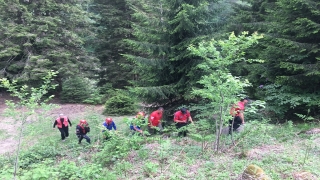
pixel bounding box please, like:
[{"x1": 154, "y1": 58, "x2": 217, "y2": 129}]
[
  {"x1": 60, "y1": 77, "x2": 91, "y2": 103},
  {"x1": 104, "y1": 90, "x2": 137, "y2": 115}
]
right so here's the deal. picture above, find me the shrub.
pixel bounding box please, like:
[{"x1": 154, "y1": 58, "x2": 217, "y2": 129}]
[
  {"x1": 60, "y1": 77, "x2": 92, "y2": 103},
  {"x1": 104, "y1": 90, "x2": 137, "y2": 115}
]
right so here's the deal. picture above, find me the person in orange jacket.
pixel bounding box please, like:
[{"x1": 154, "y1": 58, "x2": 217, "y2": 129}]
[{"x1": 53, "y1": 114, "x2": 72, "y2": 141}]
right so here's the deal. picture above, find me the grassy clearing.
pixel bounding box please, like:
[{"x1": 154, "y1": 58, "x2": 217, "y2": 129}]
[
  {"x1": 0, "y1": 129, "x2": 6, "y2": 139},
  {"x1": 0, "y1": 107, "x2": 319, "y2": 179}
]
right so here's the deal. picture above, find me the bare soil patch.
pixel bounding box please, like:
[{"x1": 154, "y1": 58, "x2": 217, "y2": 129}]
[
  {"x1": 246, "y1": 144, "x2": 285, "y2": 160},
  {"x1": 0, "y1": 93, "x2": 104, "y2": 155}
]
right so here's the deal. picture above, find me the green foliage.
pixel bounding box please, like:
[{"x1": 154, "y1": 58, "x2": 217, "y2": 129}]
[
  {"x1": 114, "y1": 160, "x2": 132, "y2": 178},
  {"x1": 61, "y1": 76, "x2": 102, "y2": 104},
  {"x1": 189, "y1": 32, "x2": 263, "y2": 150},
  {"x1": 143, "y1": 162, "x2": 158, "y2": 177},
  {"x1": 94, "y1": 131, "x2": 144, "y2": 165},
  {"x1": 125, "y1": 0, "x2": 232, "y2": 108},
  {"x1": 17, "y1": 160, "x2": 108, "y2": 180},
  {"x1": 230, "y1": 0, "x2": 320, "y2": 119},
  {"x1": 93, "y1": 0, "x2": 134, "y2": 89},
  {"x1": 0, "y1": 0, "x2": 99, "y2": 84},
  {"x1": 104, "y1": 90, "x2": 137, "y2": 115},
  {"x1": 83, "y1": 90, "x2": 104, "y2": 105},
  {"x1": 0, "y1": 70, "x2": 57, "y2": 179},
  {"x1": 188, "y1": 119, "x2": 214, "y2": 152},
  {"x1": 245, "y1": 100, "x2": 267, "y2": 121}
]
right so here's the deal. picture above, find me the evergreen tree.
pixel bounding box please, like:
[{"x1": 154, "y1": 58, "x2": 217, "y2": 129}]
[
  {"x1": 230, "y1": 0, "x2": 320, "y2": 118},
  {"x1": 93, "y1": 0, "x2": 133, "y2": 89},
  {"x1": 0, "y1": 0, "x2": 98, "y2": 86},
  {"x1": 125, "y1": 0, "x2": 230, "y2": 107}
]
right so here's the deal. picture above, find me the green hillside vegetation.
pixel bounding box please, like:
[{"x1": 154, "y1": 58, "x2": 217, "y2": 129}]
[
  {"x1": 0, "y1": 108, "x2": 319, "y2": 179},
  {"x1": 0, "y1": 0, "x2": 320, "y2": 179}
]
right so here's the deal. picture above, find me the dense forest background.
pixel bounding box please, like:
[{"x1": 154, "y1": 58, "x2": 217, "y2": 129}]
[
  {"x1": 0, "y1": 1, "x2": 320, "y2": 179},
  {"x1": 0, "y1": 0, "x2": 319, "y2": 122}
]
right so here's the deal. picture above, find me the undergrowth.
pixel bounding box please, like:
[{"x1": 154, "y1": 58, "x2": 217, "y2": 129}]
[{"x1": 0, "y1": 109, "x2": 319, "y2": 180}]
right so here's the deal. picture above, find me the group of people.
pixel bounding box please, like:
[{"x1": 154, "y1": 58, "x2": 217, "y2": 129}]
[
  {"x1": 53, "y1": 98, "x2": 249, "y2": 143},
  {"x1": 53, "y1": 114, "x2": 118, "y2": 144},
  {"x1": 53, "y1": 114, "x2": 91, "y2": 144},
  {"x1": 130, "y1": 107, "x2": 194, "y2": 137}
]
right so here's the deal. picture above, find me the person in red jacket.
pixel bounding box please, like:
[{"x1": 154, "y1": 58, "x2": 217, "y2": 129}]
[
  {"x1": 174, "y1": 108, "x2": 193, "y2": 137},
  {"x1": 229, "y1": 97, "x2": 249, "y2": 133},
  {"x1": 148, "y1": 107, "x2": 164, "y2": 135},
  {"x1": 76, "y1": 120, "x2": 90, "y2": 144},
  {"x1": 53, "y1": 114, "x2": 72, "y2": 141}
]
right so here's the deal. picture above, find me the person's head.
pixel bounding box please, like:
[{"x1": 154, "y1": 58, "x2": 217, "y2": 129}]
[
  {"x1": 240, "y1": 97, "x2": 250, "y2": 104},
  {"x1": 136, "y1": 112, "x2": 145, "y2": 119},
  {"x1": 157, "y1": 107, "x2": 164, "y2": 113},
  {"x1": 79, "y1": 120, "x2": 88, "y2": 127},
  {"x1": 59, "y1": 113, "x2": 64, "y2": 117},
  {"x1": 105, "y1": 118, "x2": 113, "y2": 124},
  {"x1": 180, "y1": 107, "x2": 187, "y2": 114}
]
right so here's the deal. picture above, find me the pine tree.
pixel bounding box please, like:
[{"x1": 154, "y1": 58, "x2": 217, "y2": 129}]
[
  {"x1": 230, "y1": 0, "x2": 320, "y2": 117},
  {"x1": 93, "y1": 0, "x2": 134, "y2": 89},
  {"x1": 125, "y1": 0, "x2": 230, "y2": 107},
  {"x1": 0, "y1": 0, "x2": 98, "y2": 86}
]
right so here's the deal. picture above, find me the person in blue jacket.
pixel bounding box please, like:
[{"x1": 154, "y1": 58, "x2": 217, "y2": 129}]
[
  {"x1": 102, "y1": 117, "x2": 116, "y2": 139},
  {"x1": 103, "y1": 117, "x2": 117, "y2": 130},
  {"x1": 130, "y1": 112, "x2": 145, "y2": 135}
]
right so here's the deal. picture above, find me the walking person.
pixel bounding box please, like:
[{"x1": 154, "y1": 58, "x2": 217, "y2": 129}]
[
  {"x1": 148, "y1": 107, "x2": 164, "y2": 135},
  {"x1": 76, "y1": 120, "x2": 90, "y2": 144},
  {"x1": 174, "y1": 108, "x2": 193, "y2": 137},
  {"x1": 53, "y1": 114, "x2": 72, "y2": 141},
  {"x1": 229, "y1": 97, "x2": 250, "y2": 133}
]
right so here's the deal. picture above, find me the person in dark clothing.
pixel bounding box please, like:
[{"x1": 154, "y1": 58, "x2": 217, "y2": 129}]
[
  {"x1": 53, "y1": 114, "x2": 72, "y2": 141},
  {"x1": 76, "y1": 119, "x2": 90, "y2": 144}
]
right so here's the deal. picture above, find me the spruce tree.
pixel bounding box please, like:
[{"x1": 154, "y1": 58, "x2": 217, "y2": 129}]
[
  {"x1": 230, "y1": 0, "x2": 320, "y2": 117},
  {"x1": 93, "y1": 0, "x2": 133, "y2": 89},
  {"x1": 0, "y1": 0, "x2": 98, "y2": 86},
  {"x1": 125, "y1": 0, "x2": 230, "y2": 107}
]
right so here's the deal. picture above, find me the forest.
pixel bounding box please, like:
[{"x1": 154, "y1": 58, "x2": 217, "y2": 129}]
[{"x1": 0, "y1": 0, "x2": 319, "y2": 179}]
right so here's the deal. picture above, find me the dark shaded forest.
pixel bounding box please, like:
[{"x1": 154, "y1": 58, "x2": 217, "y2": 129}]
[
  {"x1": 0, "y1": 1, "x2": 320, "y2": 180},
  {"x1": 0, "y1": 0, "x2": 319, "y2": 121}
]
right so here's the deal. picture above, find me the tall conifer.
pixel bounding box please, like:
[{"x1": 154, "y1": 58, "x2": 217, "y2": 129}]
[
  {"x1": 230, "y1": 0, "x2": 320, "y2": 117},
  {"x1": 0, "y1": 0, "x2": 98, "y2": 85},
  {"x1": 125, "y1": 0, "x2": 229, "y2": 106},
  {"x1": 93, "y1": 0, "x2": 133, "y2": 89}
]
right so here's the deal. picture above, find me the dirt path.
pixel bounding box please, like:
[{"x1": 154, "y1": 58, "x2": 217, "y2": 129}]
[{"x1": 0, "y1": 93, "x2": 104, "y2": 155}]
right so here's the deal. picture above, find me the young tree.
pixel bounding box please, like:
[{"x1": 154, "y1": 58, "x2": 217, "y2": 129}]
[
  {"x1": 0, "y1": 70, "x2": 58, "y2": 179},
  {"x1": 189, "y1": 32, "x2": 263, "y2": 151}
]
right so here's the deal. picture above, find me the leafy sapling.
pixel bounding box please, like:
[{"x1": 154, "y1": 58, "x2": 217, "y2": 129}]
[
  {"x1": 0, "y1": 70, "x2": 58, "y2": 180},
  {"x1": 189, "y1": 32, "x2": 263, "y2": 151}
]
